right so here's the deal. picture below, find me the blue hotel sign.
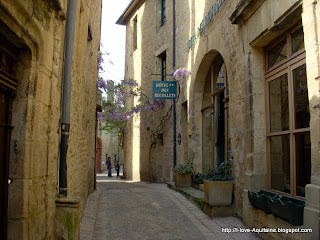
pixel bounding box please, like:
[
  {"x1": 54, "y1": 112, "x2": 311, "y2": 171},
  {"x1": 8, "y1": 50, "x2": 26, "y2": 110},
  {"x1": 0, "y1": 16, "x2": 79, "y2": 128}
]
[
  {"x1": 186, "y1": 0, "x2": 225, "y2": 52},
  {"x1": 152, "y1": 81, "x2": 177, "y2": 99}
]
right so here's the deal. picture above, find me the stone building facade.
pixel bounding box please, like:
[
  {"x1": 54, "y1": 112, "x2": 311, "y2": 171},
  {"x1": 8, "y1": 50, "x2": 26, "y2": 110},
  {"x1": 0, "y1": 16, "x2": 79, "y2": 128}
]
[
  {"x1": 0, "y1": 0, "x2": 101, "y2": 239},
  {"x1": 97, "y1": 130, "x2": 123, "y2": 173},
  {"x1": 97, "y1": 81, "x2": 124, "y2": 173},
  {"x1": 117, "y1": 0, "x2": 320, "y2": 239}
]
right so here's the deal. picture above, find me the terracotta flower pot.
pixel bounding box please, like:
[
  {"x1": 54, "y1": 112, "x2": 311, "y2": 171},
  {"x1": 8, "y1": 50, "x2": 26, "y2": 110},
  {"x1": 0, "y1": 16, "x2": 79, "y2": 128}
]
[
  {"x1": 204, "y1": 180, "x2": 233, "y2": 206},
  {"x1": 175, "y1": 172, "x2": 191, "y2": 187}
]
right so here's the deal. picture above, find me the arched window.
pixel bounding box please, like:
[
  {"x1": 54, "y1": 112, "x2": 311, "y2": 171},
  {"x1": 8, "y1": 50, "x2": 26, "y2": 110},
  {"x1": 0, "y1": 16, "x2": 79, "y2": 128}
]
[{"x1": 201, "y1": 55, "x2": 230, "y2": 172}]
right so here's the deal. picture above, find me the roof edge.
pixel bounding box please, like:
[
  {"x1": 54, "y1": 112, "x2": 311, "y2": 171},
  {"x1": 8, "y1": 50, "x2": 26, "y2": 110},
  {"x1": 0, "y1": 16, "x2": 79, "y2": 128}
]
[{"x1": 116, "y1": 0, "x2": 139, "y2": 25}]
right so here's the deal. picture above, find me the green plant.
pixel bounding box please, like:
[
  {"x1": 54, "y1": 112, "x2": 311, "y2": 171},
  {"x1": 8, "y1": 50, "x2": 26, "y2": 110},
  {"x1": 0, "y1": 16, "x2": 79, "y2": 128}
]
[
  {"x1": 191, "y1": 173, "x2": 205, "y2": 184},
  {"x1": 173, "y1": 157, "x2": 193, "y2": 174},
  {"x1": 205, "y1": 155, "x2": 233, "y2": 181}
]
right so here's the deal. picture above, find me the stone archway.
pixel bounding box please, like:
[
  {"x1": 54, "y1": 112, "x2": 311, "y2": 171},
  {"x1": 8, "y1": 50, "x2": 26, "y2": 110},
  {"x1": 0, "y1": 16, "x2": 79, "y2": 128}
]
[{"x1": 189, "y1": 50, "x2": 229, "y2": 173}]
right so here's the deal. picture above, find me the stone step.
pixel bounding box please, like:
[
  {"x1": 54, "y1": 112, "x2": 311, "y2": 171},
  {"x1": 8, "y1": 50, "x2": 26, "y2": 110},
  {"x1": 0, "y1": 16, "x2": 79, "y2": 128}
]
[{"x1": 167, "y1": 182, "x2": 233, "y2": 218}]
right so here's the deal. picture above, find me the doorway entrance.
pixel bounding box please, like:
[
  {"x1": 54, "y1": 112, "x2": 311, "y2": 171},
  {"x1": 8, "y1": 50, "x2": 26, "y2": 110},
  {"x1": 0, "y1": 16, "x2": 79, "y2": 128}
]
[
  {"x1": 0, "y1": 46, "x2": 17, "y2": 240},
  {"x1": 201, "y1": 54, "x2": 230, "y2": 172}
]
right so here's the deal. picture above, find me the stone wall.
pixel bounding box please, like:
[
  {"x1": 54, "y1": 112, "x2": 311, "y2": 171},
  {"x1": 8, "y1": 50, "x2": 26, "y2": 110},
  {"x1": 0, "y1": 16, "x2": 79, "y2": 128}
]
[
  {"x1": 98, "y1": 128, "x2": 124, "y2": 173},
  {"x1": 301, "y1": 1, "x2": 320, "y2": 239},
  {"x1": 0, "y1": 0, "x2": 102, "y2": 239},
  {"x1": 121, "y1": 0, "x2": 320, "y2": 239}
]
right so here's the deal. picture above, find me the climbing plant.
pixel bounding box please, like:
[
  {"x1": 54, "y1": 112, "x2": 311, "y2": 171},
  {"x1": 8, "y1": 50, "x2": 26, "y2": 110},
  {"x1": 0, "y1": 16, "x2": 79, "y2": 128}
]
[{"x1": 96, "y1": 51, "x2": 191, "y2": 149}]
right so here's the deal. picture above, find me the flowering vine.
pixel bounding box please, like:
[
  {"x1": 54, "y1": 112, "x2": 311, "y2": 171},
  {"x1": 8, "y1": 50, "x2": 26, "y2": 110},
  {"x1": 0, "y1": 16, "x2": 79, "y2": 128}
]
[{"x1": 96, "y1": 51, "x2": 191, "y2": 150}]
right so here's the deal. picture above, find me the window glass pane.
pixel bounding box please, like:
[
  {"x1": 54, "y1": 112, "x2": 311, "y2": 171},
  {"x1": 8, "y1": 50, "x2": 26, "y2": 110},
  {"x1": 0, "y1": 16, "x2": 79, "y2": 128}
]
[
  {"x1": 296, "y1": 132, "x2": 311, "y2": 197},
  {"x1": 294, "y1": 64, "x2": 310, "y2": 129},
  {"x1": 161, "y1": 54, "x2": 166, "y2": 81},
  {"x1": 227, "y1": 104, "x2": 231, "y2": 160},
  {"x1": 270, "y1": 135, "x2": 291, "y2": 194},
  {"x1": 216, "y1": 64, "x2": 225, "y2": 91},
  {"x1": 161, "y1": 0, "x2": 166, "y2": 25},
  {"x1": 268, "y1": 40, "x2": 287, "y2": 68},
  {"x1": 269, "y1": 74, "x2": 289, "y2": 132},
  {"x1": 133, "y1": 18, "x2": 137, "y2": 50},
  {"x1": 214, "y1": 92, "x2": 225, "y2": 168},
  {"x1": 202, "y1": 108, "x2": 213, "y2": 171},
  {"x1": 292, "y1": 27, "x2": 304, "y2": 54}
]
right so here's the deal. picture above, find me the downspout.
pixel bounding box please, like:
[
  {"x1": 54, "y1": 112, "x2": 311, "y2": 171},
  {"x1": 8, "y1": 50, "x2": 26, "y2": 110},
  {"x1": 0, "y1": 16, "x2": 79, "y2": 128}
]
[
  {"x1": 173, "y1": 0, "x2": 176, "y2": 167},
  {"x1": 59, "y1": 0, "x2": 78, "y2": 197}
]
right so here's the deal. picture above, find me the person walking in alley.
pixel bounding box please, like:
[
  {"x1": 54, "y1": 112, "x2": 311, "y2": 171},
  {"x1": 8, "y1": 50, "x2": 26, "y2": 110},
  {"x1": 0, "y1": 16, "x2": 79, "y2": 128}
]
[
  {"x1": 115, "y1": 160, "x2": 120, "y2": 177},
  {"x1": 107, "y1": 157, "x2": 112, "y2": 177}
]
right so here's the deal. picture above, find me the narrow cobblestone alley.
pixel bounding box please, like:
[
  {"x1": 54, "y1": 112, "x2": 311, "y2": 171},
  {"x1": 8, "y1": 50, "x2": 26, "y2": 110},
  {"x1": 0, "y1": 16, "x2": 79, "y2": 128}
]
[{"x1": 80, "y1": 173, "x2": 260, "y2": 240}]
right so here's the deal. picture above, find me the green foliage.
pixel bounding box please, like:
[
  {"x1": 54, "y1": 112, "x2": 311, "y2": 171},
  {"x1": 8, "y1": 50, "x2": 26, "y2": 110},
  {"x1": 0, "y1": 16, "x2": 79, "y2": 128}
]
[
  {"x1": 173, "y1": 157, "x2": 193, "y2": 174},
  {"x1": 193, "y1": 156, "x2": 233, "y2": 182},
  {"x1": 205, "y1": 157, "x2": 233, "y2": 181},
  {"x1": 191, "y1": 173, "x2": 205, "y2": 184}
]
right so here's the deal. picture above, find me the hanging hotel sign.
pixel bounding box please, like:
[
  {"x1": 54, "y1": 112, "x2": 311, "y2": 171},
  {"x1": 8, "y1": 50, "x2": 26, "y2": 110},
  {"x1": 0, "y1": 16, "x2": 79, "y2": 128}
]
[
  {"x1": 186, "y1": 0, "x2": 225, "y2": 52},
  {"x1": 152, "y1": 81, "x2": 177, "y2": 99}
]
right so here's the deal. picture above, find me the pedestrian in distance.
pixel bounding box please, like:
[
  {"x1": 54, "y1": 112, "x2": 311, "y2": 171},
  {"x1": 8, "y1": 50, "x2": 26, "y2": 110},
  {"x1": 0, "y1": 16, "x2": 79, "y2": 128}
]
[
  {"x1": 115, "y1": 160, "x2": 120, "y2": 177},
  {"x1": 107, "y1": 157, "x2": 112, "y2": 177}
]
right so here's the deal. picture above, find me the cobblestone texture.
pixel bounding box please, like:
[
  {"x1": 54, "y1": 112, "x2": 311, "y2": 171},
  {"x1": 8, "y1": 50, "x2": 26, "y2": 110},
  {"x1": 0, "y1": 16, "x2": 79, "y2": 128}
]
[{"x1": 80, "y1": 175, "x2": 260, "y2": 240}]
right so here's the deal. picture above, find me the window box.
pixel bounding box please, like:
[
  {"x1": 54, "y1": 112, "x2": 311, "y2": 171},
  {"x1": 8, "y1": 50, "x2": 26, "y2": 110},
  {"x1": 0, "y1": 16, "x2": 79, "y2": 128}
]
[
  {"x1": 267, "y1": 195, "x2": 305, "y2": 226},
  {"x1": 248, "y1": 190, "x2": 279, "y2": 214}
]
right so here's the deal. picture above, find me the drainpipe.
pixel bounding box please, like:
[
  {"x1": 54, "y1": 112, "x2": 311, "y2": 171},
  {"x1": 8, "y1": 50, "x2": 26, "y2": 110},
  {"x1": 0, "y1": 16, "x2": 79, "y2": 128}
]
[
  {"x1": 59, "y1": 0, "x2": 78, "y2": 197},
  {"x1": 173, "y1": 0, "x2": 176, "y2": 167}
]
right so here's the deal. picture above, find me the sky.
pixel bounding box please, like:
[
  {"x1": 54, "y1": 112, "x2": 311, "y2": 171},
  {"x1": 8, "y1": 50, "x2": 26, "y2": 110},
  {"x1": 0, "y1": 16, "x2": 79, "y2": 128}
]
[{"x1": 100, "y1": 0, "x2": 132, "y2": 84}]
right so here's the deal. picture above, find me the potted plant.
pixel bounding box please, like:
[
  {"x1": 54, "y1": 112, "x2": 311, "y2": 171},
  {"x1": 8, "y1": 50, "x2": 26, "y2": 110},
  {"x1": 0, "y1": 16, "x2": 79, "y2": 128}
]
[
  {"x1": 173, "y1": 158, "x2": 193, "y2": 187},
  {"x1": 191, "y1": 173, "x2": 206, "y2": 191},
  {"x1": 203, "y1": 156, "x2": 233, "y2": 206}
]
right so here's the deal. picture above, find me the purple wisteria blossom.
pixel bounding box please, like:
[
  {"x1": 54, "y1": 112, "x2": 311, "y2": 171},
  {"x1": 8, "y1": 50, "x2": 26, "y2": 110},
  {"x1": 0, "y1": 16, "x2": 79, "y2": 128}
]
[
  {"x1": 96, "y1": 55, "x2": 190, "y2": 137},
  {"x1": 97, "y1": 78, "x2": 108, "y2": 89},
  {"x1": 124, "y1": 79, "x2": 139, "y2": 87},
  {"x1": 97, "y1": 52, "x2": 104, "y2": 71},
  {"x1": 115, "y1": 90, "x2": 123, "y2": 102},
  {"x1": 97, "y1": 112, "x2": 106, "y2": 121},
  {"x1": 169, "y1": 70, "x2": 175, "y2": 76},
  {"x1": 173, "y1": 68, "x2": 191, "y2": 81}
]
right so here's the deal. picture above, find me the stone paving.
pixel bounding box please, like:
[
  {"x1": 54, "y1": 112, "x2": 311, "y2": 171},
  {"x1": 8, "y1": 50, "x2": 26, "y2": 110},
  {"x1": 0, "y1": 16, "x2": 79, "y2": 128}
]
[{"x1": 80, "y1": 174, "x2": 260, "y2": 240}]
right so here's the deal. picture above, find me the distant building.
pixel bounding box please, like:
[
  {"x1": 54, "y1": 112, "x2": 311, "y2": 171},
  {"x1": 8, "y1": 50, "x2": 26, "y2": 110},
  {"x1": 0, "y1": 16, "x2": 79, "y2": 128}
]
[
  {"x1": 97, "y1": 80, "x2": 124, "y2": 173},
  {"x1": 0, "y1": 0, "x2": 102, "y2": 239},
  {"x1": 117, "y1": 0, "x2": 320, "y2": 239}
]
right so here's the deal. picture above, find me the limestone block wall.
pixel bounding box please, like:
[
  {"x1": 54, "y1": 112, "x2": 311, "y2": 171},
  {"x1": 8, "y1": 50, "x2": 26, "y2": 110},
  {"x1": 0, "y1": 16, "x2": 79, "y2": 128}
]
[
  {"x1": 121, "y1": 1, "x2": 319, "y2": 238},
  {"x1": 123, "y1": 0, "x2": 176, "y2": 182},
  {"x1": 302, "y1": 0, "x2": 320, "y2": 239},
  {"x1": 0, "y1": 0, "x2": 102, "y2": 239},
  {"x1": 98, "y1": 128, "x2": 124, "y2": 173}
]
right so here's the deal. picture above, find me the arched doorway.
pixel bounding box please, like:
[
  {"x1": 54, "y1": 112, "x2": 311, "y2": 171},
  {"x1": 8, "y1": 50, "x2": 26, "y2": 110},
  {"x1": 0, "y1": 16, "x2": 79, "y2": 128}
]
[
  {"x1": 96, "y1": 138, "x2": 102, "y2": 173},
  {"x1": 201, "y1": 54, "x2": 230, "y2": 172}
]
